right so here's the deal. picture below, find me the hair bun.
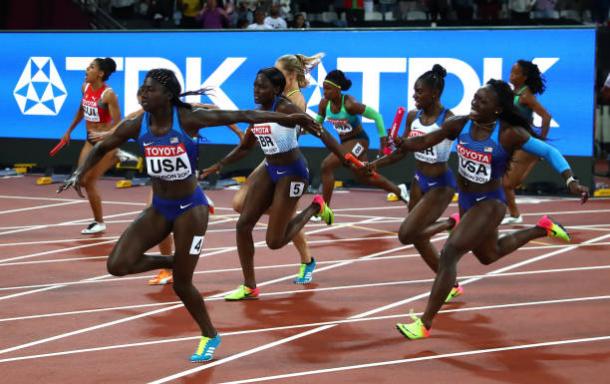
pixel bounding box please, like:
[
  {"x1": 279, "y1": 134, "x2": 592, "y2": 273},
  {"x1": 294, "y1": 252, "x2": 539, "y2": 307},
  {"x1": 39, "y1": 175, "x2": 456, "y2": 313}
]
[{"x1": 432, "y1": 64, "x2": 447, "y2": 78}]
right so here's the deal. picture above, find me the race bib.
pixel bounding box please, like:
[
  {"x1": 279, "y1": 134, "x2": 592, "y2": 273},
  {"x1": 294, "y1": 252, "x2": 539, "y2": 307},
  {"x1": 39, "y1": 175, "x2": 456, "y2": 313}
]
[
  {"x1": 457, "y1": 144, "x2": 492, "y2": 184},
  {"x1": 144, "y1": 143, "x2": 192, "y2": 181},
  {"x1": 328, "y1": 118, "x2": 353, "y2": 134},
  {"x1": 82, "y1": 99, "x2": 100, "y2": 123},
  {"x1": 252, "y1": 124, "x2": 279, "y2": 155},
  {"x1": 289, "y1": 181, "x2": 305, "y2": 197},
  {"x1": 409, "y1": 130, "x2": 438, "y2": 163},
  {"x1": 351, "y1": 142, "x2": 364, "y2": 157}
]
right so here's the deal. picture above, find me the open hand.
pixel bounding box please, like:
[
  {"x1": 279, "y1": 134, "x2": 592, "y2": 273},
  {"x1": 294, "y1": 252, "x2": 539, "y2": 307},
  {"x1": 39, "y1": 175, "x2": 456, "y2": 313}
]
[
  {"x1": 199, "y1": 163, "x2": 221, "y2": 180},
  {"x1": 57, "y1": 171, "x2": 84, "y2": 198}
]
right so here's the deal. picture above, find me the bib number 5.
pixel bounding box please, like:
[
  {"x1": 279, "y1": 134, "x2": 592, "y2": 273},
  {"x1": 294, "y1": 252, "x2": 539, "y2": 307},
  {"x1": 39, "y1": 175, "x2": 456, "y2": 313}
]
[{"x1": 289, "y1": 181, "x2": 305, "y2": 197}]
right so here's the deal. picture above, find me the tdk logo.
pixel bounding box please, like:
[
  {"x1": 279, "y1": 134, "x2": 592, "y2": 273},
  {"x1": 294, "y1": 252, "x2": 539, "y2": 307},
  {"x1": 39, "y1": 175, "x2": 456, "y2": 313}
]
[{"x1": 13, "y1": 57, "x2": 67, "y2": 116}]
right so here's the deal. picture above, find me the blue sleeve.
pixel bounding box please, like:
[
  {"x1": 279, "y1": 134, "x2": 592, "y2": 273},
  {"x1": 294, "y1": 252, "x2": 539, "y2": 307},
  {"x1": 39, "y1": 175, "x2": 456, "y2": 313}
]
[{"x1": 521, "y1": 137, "x2": 570, "y2": 173}]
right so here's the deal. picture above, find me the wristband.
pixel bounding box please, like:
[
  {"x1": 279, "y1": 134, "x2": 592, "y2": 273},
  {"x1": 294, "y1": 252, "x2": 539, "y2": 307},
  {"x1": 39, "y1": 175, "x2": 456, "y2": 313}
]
[{"x1": 565, "y1": 176, "x2": 577, "y2": 187}]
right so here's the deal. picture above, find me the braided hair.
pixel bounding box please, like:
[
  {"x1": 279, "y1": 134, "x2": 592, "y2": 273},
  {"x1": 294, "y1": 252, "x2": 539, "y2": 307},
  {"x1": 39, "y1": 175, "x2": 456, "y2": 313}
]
[
  {"x1": 516, "y1": 60, "x2": 546, "y2": 95},
  {"x1": 144, "y1": 68, "x2": 212, "y2": 109},
  {"x1": 486, "y1": 79, "x2": 541, "y2": 139},
  {"x1": 417, "y1": 64, "x2": 447, "y2": 95}
]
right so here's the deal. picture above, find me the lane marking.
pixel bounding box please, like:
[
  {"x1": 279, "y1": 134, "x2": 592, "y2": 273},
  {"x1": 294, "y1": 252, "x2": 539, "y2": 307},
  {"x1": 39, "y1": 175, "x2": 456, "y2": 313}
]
[
  {"x1": 149, "y1": 232, "x2": 610, "y2": 383},
  {"x1": 2, "y1": 263, "x2": 610, "y2": 322},
  {"x1": 218, "y1": 335, "x2": 610, "y2": 384}
]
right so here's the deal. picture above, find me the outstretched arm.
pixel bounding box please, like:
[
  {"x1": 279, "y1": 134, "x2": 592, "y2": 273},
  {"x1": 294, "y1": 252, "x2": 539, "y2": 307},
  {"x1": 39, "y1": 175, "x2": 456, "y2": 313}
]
[
  {"x1": 200, "y1": 128, "x2": 258, "y2": 179},
  {"x1": 188, "y1": 108, "x2": 314, "y2": 130},
  {"x1": 512, "y1": 127, "x2": 589, "y2": 203},
  {"x1": 58, "y1": 116, "x2": 141, "y2": 197}
]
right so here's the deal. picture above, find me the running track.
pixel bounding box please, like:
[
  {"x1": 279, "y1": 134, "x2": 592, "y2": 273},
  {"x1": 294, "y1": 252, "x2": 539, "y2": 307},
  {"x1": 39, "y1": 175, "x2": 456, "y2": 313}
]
[{"x1": 1, "y1": 175, "x2": 610, "y2": 383}]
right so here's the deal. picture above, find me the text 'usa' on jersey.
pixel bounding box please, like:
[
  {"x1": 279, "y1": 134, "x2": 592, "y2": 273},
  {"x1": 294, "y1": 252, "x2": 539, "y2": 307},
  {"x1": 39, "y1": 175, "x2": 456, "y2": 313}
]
[{"x1": 137, "y1": 107, "x2": 199, "y2": 181}]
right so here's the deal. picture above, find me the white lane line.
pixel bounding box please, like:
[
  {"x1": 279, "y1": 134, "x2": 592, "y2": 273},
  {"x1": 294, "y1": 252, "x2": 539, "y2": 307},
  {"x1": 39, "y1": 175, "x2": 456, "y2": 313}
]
[
  {"x1": 0, "y1": 209, "x2": 142, "y2": 237},
  {"x1": 0, "y1": 239, "x2": 118, "y2": 264},
  {"x1": 0, "y1": 194, "x2": 148, "y2": 207},
  {"x1": 1, "y1": 235, "x2": 604, "y2": 290},
  {"x1": 218, "y1": 335, "x2": 610, "y2": 384},
  {"x1": 0, "y1": 237, "x2": 120, "y2": 247},
  {"x1": 0, "y1": 201, "x2": 84, "y2": 215},
  {"x1": 0, "y1": 274, "x2": 110, "y2": 302},
  {"x1": 2, "y1": 294, "x2": 609, "y2": 364},
  {"x1": 148, "y1": 232, "x2": 610, "y2": 383},
  {"x1": 3, "y1": 263, "x2": 610, "y2": 323},
  {"x1": 0, "y1": 217, "x2": 391, "y2": 354}
]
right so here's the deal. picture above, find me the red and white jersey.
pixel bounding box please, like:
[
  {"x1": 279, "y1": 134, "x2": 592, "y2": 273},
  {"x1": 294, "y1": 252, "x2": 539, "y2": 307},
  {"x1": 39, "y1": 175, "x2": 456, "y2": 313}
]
[
  {"x1": 82, "y1": 83, "x2": 112, "y2": 123},
  {"x1": 408, "y1": 109, "x2": 453, "y2": 164}
]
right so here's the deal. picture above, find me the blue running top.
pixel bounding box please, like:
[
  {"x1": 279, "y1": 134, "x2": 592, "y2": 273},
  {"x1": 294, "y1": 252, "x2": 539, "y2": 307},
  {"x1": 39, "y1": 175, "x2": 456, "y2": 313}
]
[
  {"x1": 456, "y1": 120, "x2": 510, "y2": 184},
  {"x1": 137, "y1": 107, "x2": 199, "y2": 181}
]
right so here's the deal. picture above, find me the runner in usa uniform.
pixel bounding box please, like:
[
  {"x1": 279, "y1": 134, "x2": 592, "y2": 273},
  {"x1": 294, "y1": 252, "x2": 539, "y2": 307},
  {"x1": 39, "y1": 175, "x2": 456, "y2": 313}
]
[
  {"x1": 59, "y1": 68, "x2": 317, "y2": 362},
  {"x1": 368, "y1": 65, "x2": 464, "y2": 302},
  {"x1": 61, "y1": 58, "x2": 120, "y2": 234},
  {"x1": 228, "y1": 53, "x2": 324, "y2": 285},
  {"x1": 369, "y1": 80, "x2": 589, "y2": 341},
  {"x1": 202, "y1": 67, "x2": 344, "y2": 301},
  {"x1": 316, "y1": 70, "x2": 409, "y2": 206}
]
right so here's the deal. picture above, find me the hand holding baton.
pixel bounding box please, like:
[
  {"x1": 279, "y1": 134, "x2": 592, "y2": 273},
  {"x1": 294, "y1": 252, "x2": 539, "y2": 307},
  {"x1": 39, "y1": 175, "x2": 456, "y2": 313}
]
[
  {"x1": 383, "y1": 106, "x2": 406, "y2": 155},
  {"x1": 49, "y1": 138, "x2": 67, "y2": 157},
  {"x1": 344, "y1": 153, "x2": 379, "y2": 179}
]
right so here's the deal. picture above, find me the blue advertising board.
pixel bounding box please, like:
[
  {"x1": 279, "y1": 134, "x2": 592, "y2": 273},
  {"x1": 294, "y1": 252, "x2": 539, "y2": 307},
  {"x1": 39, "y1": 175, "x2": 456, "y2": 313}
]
[{"x1": 0, "y1": 29, "x2": 595, "y2": 156}]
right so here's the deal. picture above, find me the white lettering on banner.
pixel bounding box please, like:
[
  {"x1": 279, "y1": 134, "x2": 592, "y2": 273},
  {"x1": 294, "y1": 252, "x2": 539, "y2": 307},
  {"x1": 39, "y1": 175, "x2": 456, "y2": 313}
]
[
  {"x1": 457, "y1": 144, "x2": 492, "y2": 184},
  {"x1": 337, "y1": 58, "x2": 407, "y2": 123},
  {"x1": 124, "y1": 58, "x2": 185, "y2": 115},
  {"x1": 65, "y1": 57, "x2": 125, "y2": 71},
  {"x1": 185, "y1": 57, "x2": 246, "y2": 110},
  {"x1": 407, "y1": 57, "x2": 559, "y2": 128},
  {"x1": 62, "y1": 56, "x2": 560, "y2": 127},
  {"x1": 144, "y1": 143, "x2": 192, "y2": 180}
]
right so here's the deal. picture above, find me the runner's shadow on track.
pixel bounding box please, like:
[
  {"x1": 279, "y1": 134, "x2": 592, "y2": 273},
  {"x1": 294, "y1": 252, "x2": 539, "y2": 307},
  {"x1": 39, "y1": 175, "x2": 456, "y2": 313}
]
[
  {"x1": 220, "y1": 289, "x2": 351, "y2": 332},
  {"x1": 310, "y1": 232, "x2": 398, "y2": 257},
  {"x1": 416, "y1": 311, "x2": 610, "y2": 384}
]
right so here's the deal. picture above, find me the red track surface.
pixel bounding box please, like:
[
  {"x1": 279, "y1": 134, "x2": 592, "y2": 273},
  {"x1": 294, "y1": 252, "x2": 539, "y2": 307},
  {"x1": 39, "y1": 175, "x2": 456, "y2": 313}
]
[{"x1": 1, "y1": 175, "x2": 610, "y2": 383}]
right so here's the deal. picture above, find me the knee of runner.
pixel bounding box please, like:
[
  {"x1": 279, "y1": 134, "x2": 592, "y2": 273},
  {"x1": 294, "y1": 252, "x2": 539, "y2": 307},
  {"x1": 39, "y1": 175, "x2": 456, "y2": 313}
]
[
  {"x1": 106, "y1": 259, "x2": 129, "y2": 276},
  {"x1": 266, "y1": 235, "x2": 284, "y2": 250},
  {"x1": 398, "y1": 230, "x2": 418, "y2": 245},
  {"x1": 236, "y1": 217, "x2": 256, "y2": 233},
  {"x1": 172, "y1": 280, "x2": 192, "y2": 297}
]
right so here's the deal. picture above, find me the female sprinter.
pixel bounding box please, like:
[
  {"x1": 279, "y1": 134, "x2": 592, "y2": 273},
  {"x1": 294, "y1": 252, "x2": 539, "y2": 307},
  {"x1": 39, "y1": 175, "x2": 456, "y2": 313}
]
[
  {"x1": 58, "y1": 68, "x2": 316, "y2": 362},
  {"x1": 202, "y1": 67, "x2": 345, "y2": 301},
  {"x1": 502, "y1": 59, "x2": 552, "y2": 224},
  {"x1": 228, "y1": 53, "x2": 324, "y2": 284},
  {"x1": 61, "y1": 58, "x2": 120, "y2": 234},
  {"x1": 370, "y1": 64, "x2": 464, "y2": 302},
  {"x1": 316, "y1": 69, "x2": 408, "y2": 206},
  {"x1": 148, "y1": 103, "x2": 243, "y2": 286},
  {"x1": 368, "y1": 80, "x2": 588, "y2": 340}
]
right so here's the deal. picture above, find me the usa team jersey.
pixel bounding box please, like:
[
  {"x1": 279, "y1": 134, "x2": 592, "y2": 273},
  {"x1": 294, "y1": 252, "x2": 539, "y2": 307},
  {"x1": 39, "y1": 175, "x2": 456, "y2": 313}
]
[
  {"x1": 82, "y1": 83, "x2": 112, "y2": 123},
  {"x1": 457, "y1": 120, "x2": 509, "y2": 184},
  {"x1": 408, "y1": 109, "x2": 453, "y2": 164},
  {"x1": 137, "y1": 107, "x2": 199, "y2": 181}
]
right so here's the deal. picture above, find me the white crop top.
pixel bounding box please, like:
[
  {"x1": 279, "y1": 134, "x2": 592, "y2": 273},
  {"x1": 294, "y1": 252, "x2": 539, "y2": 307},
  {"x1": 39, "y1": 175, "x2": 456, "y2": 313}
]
[
  {"x1": 251, "y1": 122, "x2": 299, "y2": 155},
  {"x1": 408, "y1": 109, "x2": 453, "y2": 164}
]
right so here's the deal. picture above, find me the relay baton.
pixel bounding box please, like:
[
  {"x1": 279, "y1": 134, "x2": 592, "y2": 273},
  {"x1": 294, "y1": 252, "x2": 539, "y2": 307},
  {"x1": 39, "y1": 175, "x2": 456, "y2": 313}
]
[
  {"x1": 383, "y1": 106, "x2": 405, "y2": 155},
  {"x1": 344, "y1": 153, "x2": 379, "y2": 179},
  {"x1": 49, "y1": 138, "x2": 67, "y2": 157}
]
